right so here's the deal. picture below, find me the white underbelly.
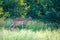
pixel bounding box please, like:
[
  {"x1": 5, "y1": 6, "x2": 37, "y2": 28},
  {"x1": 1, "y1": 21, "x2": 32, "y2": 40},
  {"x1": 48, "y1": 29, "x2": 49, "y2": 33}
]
[{"x1": 16, "y1": 21, "x2": 25, "y2": 24}]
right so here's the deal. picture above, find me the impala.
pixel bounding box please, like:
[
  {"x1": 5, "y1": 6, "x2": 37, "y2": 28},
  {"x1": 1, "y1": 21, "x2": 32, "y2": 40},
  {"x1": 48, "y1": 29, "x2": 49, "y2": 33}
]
[{"x1": 10, "y1": 17, "x2": 32, "y2": 30}]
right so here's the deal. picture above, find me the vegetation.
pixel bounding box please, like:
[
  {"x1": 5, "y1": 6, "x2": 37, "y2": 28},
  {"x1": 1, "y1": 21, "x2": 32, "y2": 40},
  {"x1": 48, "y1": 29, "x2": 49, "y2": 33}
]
[
  {"x1": 0, "y1": 0, "x2": 60, "y2": 40},
  {"x1": 0, "y1": 0, "x2": 60, "y2": 23},
  {"x1": 0, "y1": 19, "x2": 59, "y2": 31},
  {"x1": 0, "y1": 29, "x2": 60, "y2": 40}
]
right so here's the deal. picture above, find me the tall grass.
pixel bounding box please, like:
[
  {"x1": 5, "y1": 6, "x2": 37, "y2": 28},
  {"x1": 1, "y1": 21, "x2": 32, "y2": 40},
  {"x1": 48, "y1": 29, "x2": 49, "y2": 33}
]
[
  {"x1": 0, "y1": 29, "x2": 3, "y2": 40},
  {"x1": 1, "y1": 29, "x2": 60, "y2": 40},
  {"x1": 0, "y1": 19, "x2": 59, "y2": 31},
  {"x1": 0, "y1": 19, "x2": 60, "y2": 40}
]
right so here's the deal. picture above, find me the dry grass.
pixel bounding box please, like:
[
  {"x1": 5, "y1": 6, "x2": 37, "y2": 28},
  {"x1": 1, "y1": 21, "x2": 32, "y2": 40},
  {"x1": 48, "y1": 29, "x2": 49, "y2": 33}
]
[{"x1": 0, "y1": 29, "x2": 60, "y2": 40}]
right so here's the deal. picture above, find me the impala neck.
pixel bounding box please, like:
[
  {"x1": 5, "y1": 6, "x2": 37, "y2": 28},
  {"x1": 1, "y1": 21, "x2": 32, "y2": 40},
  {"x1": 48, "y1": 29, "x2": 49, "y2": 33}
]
[{"x1": 25, "y1": 17, "x2": 31, "y2": 22}]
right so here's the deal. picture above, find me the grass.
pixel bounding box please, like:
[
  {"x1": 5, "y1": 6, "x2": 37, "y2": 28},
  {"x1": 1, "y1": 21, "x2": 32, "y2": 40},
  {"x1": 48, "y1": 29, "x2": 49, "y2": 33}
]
[
  {"x1": 0, "y1": 29, "x2": 60, "y2": 40},
  {"x1": 0, "y1": 19, "x2": 60, "y2": 40},
  {"x1": 0, "y1": 19, "x2": 59, "y2": 31},
  {"x1": 0, "y1": 28, "x2": 3, "y2": 40}
]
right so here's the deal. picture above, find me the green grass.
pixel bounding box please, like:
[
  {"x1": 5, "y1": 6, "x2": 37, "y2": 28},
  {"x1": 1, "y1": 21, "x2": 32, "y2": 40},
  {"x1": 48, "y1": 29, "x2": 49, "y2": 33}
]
[
  {"x1": 1, "y1": 29, "x2": 60, "y2": 40},
  {"x1": 0, "y1": 28, "x2": 3, "y2": 40},
  {"x1": 0, "y1": 19, "x2": 59, "y2": 31},
  {"x1": 0, "y1": 19, "x2": 60, "y2": 40}
]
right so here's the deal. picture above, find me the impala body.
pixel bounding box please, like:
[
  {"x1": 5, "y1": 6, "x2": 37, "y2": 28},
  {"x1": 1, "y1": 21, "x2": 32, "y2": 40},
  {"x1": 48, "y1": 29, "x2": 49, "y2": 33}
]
[{"x1": 10, "y1": 17, "x2": 32, "y2": 29}]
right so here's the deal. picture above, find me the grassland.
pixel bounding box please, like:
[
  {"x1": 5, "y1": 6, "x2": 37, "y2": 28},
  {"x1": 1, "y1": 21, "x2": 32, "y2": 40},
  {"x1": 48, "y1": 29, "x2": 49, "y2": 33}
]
[
  {"x1": 0, "y1": 19, "x2": 60, "y2": 40},
  {"x1": 0, "y1": 29, "x2": 60, "y2": 40}
]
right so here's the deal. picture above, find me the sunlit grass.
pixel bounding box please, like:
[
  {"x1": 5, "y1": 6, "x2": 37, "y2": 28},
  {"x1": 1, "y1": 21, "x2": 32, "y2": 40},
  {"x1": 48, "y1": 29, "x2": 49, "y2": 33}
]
[
  {"x1": 0, "y1": 28, "x2": 3, "y2": 40},
  {"x1": 2, "y1": 29, "x2": 60, "y2": 40},
  {"x1": 0, "y1": 19, "x2": 60, "y2": 40}
]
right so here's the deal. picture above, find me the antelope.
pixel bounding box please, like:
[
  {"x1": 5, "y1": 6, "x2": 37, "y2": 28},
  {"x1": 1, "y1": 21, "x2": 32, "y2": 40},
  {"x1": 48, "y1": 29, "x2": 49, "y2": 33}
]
[{"x1": 10, "y1": 17, "x2": 32, "y2": 30}]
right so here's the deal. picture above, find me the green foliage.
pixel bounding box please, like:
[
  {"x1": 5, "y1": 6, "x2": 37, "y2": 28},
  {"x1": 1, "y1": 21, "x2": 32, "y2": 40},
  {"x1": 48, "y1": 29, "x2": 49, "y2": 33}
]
[
  {"x1": 0, "y1": 20, "x2": 5, "y2": 28},
  {"x1": 0, "y1": 0, "x2": 60, "y2": 30},
  {"x1": 2, "y1": 19, "x2": 59, "y2": 31},
  {"x1": 25, "y1": 20, "x2": 59, "y2": 31},
  {"x1": 0, "y1": 0, "x2": 60, "y2": 23},
  {"x1": 5, "y1": 19, "x2": 12, "y2": 29}
]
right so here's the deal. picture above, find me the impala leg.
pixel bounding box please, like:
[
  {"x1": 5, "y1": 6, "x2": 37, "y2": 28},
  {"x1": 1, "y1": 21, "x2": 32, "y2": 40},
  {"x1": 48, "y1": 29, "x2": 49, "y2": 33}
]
[
  {"x1": 22, "y1": 23, "x2": 23, "y2": 29},
  {"x1": 10, "y1": 23, "x2": 15, "y2": 30}
]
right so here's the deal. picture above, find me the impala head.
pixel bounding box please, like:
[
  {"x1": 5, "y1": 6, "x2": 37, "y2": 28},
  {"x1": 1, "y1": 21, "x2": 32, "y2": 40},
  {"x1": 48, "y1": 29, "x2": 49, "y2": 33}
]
[{"x1": 27, "y1": 16, "x2": 32, "y2": 20}]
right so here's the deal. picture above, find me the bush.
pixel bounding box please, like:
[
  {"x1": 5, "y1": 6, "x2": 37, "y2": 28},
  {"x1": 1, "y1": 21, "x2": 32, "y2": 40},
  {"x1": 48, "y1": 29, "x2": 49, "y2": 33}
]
[{"x1": 2, "y1": 19, "x2": 59, "y2": 31}]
